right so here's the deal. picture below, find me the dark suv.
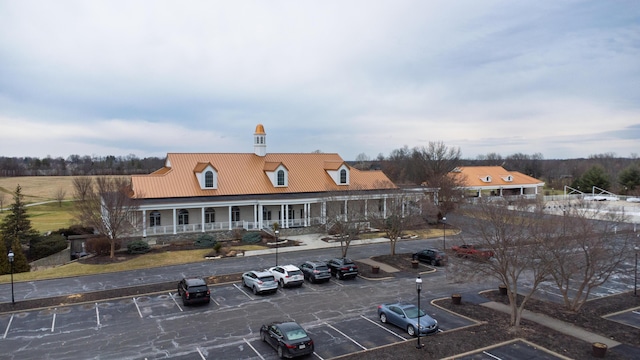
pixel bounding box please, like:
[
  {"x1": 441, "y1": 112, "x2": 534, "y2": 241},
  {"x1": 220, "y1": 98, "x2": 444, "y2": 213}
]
[
  {"x1": 326, "y1": 258, "x2": 359, "y2": 279},
  {"x1": 413, "y1": 248, "x2": 448, "y2": 266},
  {"x1": 177, "y1": 277, "x2": 211, "y2": 306},
  {"x1": 299, "y1": 260, "x2": 331, "y2": 283}
]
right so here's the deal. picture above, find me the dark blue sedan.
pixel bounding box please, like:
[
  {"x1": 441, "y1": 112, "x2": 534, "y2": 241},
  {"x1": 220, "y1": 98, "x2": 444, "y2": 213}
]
[{"x1": 377, "y1": 302, "x2": 439, "y2": 336}]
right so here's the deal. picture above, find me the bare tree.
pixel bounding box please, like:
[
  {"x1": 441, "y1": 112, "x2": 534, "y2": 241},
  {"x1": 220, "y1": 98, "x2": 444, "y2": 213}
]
[
  {"x1": 54, "y1": 187, "x2": 67, "y2": 207},
  {"x1": 0, "y1": 192, "x2": 5, "y2": 212},
  {"x1": 369, "y1": 191, "x2": 424, "y2": 255},
  {"x1": 73, "y1": 177, "x2": 140, "y2": 259},
  {"x1": 543, "y1": 200, "x2": 634, "y2": 312},
  {"x1": 324, "y1": 190, "x2": 369, "y2": 258},
  {"x1": 456, "y1": 198, "x2": 551, "y2": 331},
  {"x1": 72, "y1": 176, "x2": 93, "y2": 201}
]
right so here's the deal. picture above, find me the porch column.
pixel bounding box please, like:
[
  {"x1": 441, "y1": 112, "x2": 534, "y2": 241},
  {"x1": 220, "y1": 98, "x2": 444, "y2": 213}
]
[
  {"x1": 228, "y1": 206, "x2": 232, "y2": 230},
  {"x1": 253, "y1": 204, "x2": 257, "y2": 229},
  {"x1": 258, "y1": 204, "x2": 264, "y2": 229},
  {"x1": 142, "y1": 209, "x2": 147, "y2": 237},
  {"x1": 364, "y1": 199, "x2": 368, "y2": 219},
  {"x1": 304, "y1": 203, "x2": 309, "y2": 226},
  {"x1": 520, "y1": 187, "x2": 524, "y2": 195},
  {"x1": 280, "y1": 204, "x2": 285, "y2": 228},
  {"x1": 201, "y1": 206, "x2": 205, "y2": 232},
  {"x1": 172, "y1": 208, "x2": 177, "y2": 235},
  {"x1": 321, "y1": 201, "x2": 326, "y2": 224},
  {"x1": 343, "y1": 199, "x2": 348, "y2": 221},
  {"x1": 383, "y1": 196, "x2": 387, "y2": 218}
]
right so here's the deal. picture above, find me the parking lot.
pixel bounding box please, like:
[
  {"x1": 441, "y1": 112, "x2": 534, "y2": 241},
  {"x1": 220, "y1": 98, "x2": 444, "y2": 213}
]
[
  {"x1": 1, "y1": 274, "x2": 483, "y2": 359},
  {"x1": 444, "y1": 339, "x2": 572, "y2": 360}
]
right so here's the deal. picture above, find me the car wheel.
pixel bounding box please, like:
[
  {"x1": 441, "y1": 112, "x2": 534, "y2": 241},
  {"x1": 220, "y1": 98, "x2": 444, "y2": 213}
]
[
  {"x1": 277, "y1": 345, "x2": 284, "y2": 359},
  {"x1": 261, "y1": 331, "x2": 267, "y2": 342},
  {"x1": 380, "y1": 313, "x2": 387, "y2": 323},
  {"x1": 242, "y1": 278, "x2": 246, "y2": 287},
  {"x1": 430, "y1": 259, "x2": 436, "y2": 266},
  {"x1": 337, "y1": 272, "x2": 343, "y2": 280},
  {"x1": 407, "y1": 325, "x2": 416, "y2": 337},
  {"x1": 280, "y1": 279, "x2": 285, "y2": 288},
  {"x1": 253, "y1": 286, "x2": 258, "y2": 295}
]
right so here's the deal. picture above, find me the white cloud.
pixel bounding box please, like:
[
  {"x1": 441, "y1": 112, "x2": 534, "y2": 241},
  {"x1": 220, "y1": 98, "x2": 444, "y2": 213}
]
[{"x1": 0, "y1": 0, "x2": 638, "y2": 161}]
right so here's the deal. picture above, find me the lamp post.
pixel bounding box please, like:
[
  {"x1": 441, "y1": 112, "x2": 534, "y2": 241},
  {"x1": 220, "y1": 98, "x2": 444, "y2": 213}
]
[
  {"x1": 635, "y1": 247, "x2": 638, "y2": 297},
  {"x1": 275, "y1": 230, "x2": 279, "y2": 266},
  {"x1": 8, "y1": 250, "x2": 15, "y2": 305},
  {"x1": 415, "y1": 275, "x2": 423, "y2": 349},
  {"x1": 442, "y1": 217, "x2": 447, "y2": 250}
]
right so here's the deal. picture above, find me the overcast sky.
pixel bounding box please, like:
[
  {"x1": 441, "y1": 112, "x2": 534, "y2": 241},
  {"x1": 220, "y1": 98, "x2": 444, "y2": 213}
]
[{"x1": 1, "y1": 1, "x2": 638, "y2": 161}]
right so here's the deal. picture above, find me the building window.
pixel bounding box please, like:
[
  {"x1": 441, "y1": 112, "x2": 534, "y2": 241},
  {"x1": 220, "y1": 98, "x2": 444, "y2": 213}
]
[
  {"x1": 205, "y1": 171, "x2": 214, "y2": 188},
  {"x1": 277, "y1": 170, "x2": 285, "y2": 186},
  {"x1": 178, "y1": 209, "x2": 189, "y2": 225},
  {"x1": 232, "y1": 206, "x2": 240, "y2": 222},
  {"x1": 150, "y1": 211, "x2": 161, "y2": 227},
  {"x1": 263, "y1": 208, "x2": 272, "y2": 220},
  {"x1": 340, "y1": 169, "x2": 347, "y2": 184},
  {"x1": 288, "y1": 206, "x2": 295, "y2": 219},
  {"x1": 205, "y1": 208, "x2": 215, "y2": 223},
  {"x1": 300, "y1": 208, "x2": 304, "y2": 218}
]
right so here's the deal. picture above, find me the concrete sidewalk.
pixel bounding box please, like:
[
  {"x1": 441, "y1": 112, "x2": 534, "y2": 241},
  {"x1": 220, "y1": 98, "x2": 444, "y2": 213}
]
[{"x1": 481, "y1": 301, "x2": 621, "y2": 348}]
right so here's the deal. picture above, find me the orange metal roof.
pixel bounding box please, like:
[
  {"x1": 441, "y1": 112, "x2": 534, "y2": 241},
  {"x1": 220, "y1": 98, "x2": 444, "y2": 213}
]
[
  {"x1": 131, "y1": 153, "x2": 396, "y2": 199},
  {"x1": 452, "y1": 166, "x2": 544, "y2": 188}
]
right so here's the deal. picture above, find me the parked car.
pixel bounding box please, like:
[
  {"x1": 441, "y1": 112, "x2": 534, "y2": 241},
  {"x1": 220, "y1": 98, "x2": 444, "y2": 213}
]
[
  {"x1": 299, "y1": 260, "x2": 331, "y2": 283},
  {"x1": 377, "y1": 302, "x2": 439, "y2": 336},
  {"x1": 177, "y1": 277, "x2": 211, "y2": 306},
  {"x1": 260, "y1": 321, "x2": 314, "y2": 358},
  {"x1": 412, "y1": 248, "x2": 448, "y2": 266},
  {"x1": 326, "y1": 258, "x2": 359, "y2": 279},
  {"x1": 451, "y1": 244, "x2": 494, "y2": 259},
  {"x1": 269, "y1": 265, "x2": 304, "y2": 288},
  {"x1": 242, "y1": 270, "x2": 278, "y2": 295}
]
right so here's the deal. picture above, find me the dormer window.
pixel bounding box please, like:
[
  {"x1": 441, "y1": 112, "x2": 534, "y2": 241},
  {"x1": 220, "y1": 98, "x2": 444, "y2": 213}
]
[
  {"x1": 277, "y1": 170, "x2": 285, "y2": 186},
  {"x1": 205, "y1": 171, "x2": 214, "y2": 188},
  {"x1": 501, "y1": 175, "x2": 513, "y2": 182},
  {"x1": 265, "y1": 162, "x2": 288, "y2": 187},
  {"x1": 325, "y1": 162, "x2": 350, "y2": 185},
  {"x1": 481, "y1": 176, "x2": 492, "y2": 183},
  {"x1": 194, "y1": 162, "x2": 218, "y2": 189},
  {"x1": 340, "y1": 169, "x2": 347, "y2": 184}
]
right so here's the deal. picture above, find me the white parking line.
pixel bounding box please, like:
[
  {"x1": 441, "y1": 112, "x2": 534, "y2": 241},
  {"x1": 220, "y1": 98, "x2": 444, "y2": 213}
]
[
  {"x1": 133, "y1": 297, "x2": 143, "y2": 318},
  {"x1": 243, "y1": 337, "x2": 266, "y2": 360},
  {"x1": 233, "y1": 283, "x2": 255, "y2": 300},
  {"x1": 358, "y1": 315, "x2": 407, "y2": 341},
  {"x1": 325, "y1": 323, "x2": 366, "y2": 350},
  {"x1": 51, "y1": 311, "x2": 56, "y2": 332},
  {"x1": 169, "y1": 292, "x2": 184, "y2": 312},
  {"x1": 210, "y1": 295, "x2": 220, "y2": 306},
  {"x1": 632, "y1": 311, "x2": 640, "y2": 315},
  {"x1": 196, "y1": 347, "x2": 206, "y2": 359},
  {"x1": 330, "y1": 279, "x2": 344, "y2": 286},
  {"x1": 3, "y1": 314, "x2": 13, "y2": 339},
  {"x1": 482, "y1": 350, "x2": 502, "y2": 359},
  {"x1": 95, "y1": 303, "x2": 100, "y2": 327}
]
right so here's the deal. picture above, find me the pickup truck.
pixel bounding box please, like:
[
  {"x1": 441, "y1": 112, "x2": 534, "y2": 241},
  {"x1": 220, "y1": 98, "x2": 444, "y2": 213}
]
[{"x1": 451, "y1": 244, "x2": 494, "y2": 259}]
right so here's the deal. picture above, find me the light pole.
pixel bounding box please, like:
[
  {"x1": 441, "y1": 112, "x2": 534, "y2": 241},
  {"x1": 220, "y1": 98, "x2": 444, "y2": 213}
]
[
  {"x1": 8, "y1": 250, "x2": 15, "y2": 305},
  {"x1": 275, "y1": 230, "x2": 279, "y2": 266},
  {"x1": 635, "y1": 247, "x2": 638, "y2": 297},
  {"x1": 415, "y1": 275, "x2": 423, "y2": 349},
  {"x1": 442, "y1": 217, "x2": 447, "y2": 250}
]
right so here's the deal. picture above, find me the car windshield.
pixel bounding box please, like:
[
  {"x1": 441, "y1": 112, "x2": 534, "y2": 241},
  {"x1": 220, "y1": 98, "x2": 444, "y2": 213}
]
[
  {"x1": 404, "y1": 306, "x2": 426, "y2": 319},
  {"x1": 259, "y1": 276, "x2": 275, "y2": 282},
  {"x1": 342, "y1": 259, "x2": 354, "y2": 265},
  {"x1": 289, "y1": 270, "x2": 302, "y2": 276},
  {"x1": 285, "y1": 328, "x2": 308, "y2": 341}
]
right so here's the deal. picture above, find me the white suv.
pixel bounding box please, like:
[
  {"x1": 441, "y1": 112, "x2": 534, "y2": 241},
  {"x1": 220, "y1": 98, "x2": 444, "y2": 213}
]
[{"x1": 268, "y1": 265, "x2": 304, "y2": 288}]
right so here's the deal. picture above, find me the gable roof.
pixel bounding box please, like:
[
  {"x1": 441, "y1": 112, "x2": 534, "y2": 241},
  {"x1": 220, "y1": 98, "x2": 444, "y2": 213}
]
[
  {"x1": 451, "y1": 166, "x2": 544, "y2": 188},
  {"x1": 131, "y1": 152, "x2": 396, "y2": 199}
]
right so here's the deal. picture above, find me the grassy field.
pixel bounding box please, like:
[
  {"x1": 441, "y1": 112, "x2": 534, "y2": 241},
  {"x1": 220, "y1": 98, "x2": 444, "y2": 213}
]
[{"x1": 0, "y1": 176, "x2": 91, "y2": 233}]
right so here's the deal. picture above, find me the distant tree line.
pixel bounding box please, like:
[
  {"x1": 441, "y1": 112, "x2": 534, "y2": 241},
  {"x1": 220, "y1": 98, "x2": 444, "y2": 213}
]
[
  {"x1": 2, "y1": 149, "x2": 640, "y2": 195},
  {"x1": 354, "y1": 148, "x2": 640, "y2": 196},
  {"x1": 0, "y1": 154, "x2": 164, "y2": 176}
]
